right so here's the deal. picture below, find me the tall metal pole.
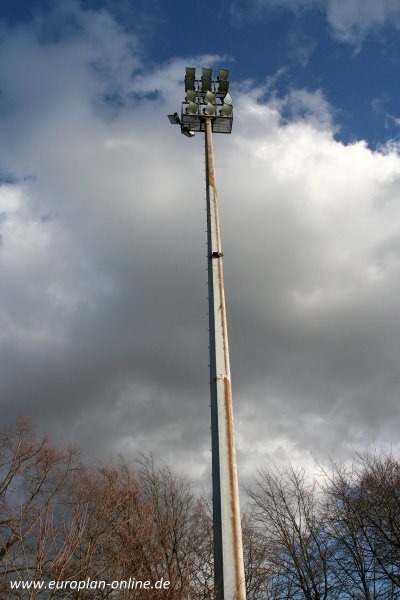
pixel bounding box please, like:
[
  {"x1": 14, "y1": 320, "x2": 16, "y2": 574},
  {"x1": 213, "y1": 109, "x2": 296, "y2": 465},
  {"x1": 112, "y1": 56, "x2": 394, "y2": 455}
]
[
  {"x1": 168, "y1": 67, "x2": 245, "y2": 599},
  {"x1": 205, "y1": 117, "x2": 246, "y2": 600}
]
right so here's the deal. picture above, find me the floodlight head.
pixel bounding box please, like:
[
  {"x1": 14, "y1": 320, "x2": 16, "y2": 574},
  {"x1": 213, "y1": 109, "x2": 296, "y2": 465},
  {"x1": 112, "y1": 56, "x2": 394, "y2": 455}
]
[
  {"x1": 217, "y1": 69, "x2": 229, "y2": 93},
  {"x1": 204, "y1": 103, "x2": 216, "y2": 116},
  {"x1": 223, "y1": 92, "x2": 233, "y2": 106},
  {"x1": 205, "y1": 91, "x2": 216, "y2": 103},
  {"x1": 218, "y1": 80, "x2": 229, "y2": 93},
  {"x1": 185, "y1": 67, "x2": 196, "y2": 91},
  {"x1": 181, "y1": 126, "x2": 195, "y2": 138},
  {"x1": 167, "y1": 112, "x2": 180, "y2": 125},
  {"x1": 201, "y1": 67, "x2": 212, "y2": 92},
  {"x1": 187, "y1": 101, "x2": 199, "y2": 115},
  {"x1": 186, "y1": 90, "x2": 197, "y2": 102},
  {"x1": 220, "y1": 103, "x2": 233, "y2": 117}
]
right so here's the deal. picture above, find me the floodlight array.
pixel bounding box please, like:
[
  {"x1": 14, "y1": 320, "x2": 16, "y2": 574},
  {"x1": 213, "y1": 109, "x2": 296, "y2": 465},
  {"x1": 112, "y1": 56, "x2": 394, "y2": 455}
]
[{"x1": 179, "y1": 67, "x2": 233, "y2": 134}]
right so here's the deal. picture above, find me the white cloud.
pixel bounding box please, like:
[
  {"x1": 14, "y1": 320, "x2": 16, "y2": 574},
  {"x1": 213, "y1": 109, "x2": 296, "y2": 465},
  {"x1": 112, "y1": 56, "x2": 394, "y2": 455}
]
[
  {"x1": 280, "y1": 88, "x2": 335, "y2": 130},
  {"x1": 236, "y1": 0, "x2": 400, "y2": 47},
  {"x1": 220, "y1": 87, "x2": 400, "y2": 468},
  {"x1": 327, "y1": 0, "x2": 400, "y2": 46},
  {"x1": 286, "y1": 28, "x2": 317, "y2": 67}
]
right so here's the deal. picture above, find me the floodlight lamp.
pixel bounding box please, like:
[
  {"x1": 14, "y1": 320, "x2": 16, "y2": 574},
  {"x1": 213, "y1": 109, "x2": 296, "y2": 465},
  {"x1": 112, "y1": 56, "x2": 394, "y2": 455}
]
[
  {"x1": 181, "y1": 126, "x2": 195, "y2": 138},
  {"x1": 218, "y1": 69, "x2": 229, "y2": 81},
  {"x1": 201, "y1": 67, "x2": 212, "y2": 92},
  {"x1": 186, "y1": 67, "x2": 196, "y2": 79},
  {"x1": 220, "y1": 103, "x2": 233, "y2": 117},
  {"x1": 167, "y1": 112, "x2": 180, "y2": 125},
  {"x1": 223, "y1": 92, "x2": 233, "y2": 105},
  {"x1": 187, "y1": 101, "x2": 199, "y2": 115},
  {"x1": 204, "y1": 103, "x2": 216, "y2": 116},
  {"x1": 205, "y1": 91, "x2": 216, "y2": 104},
  {"x1": 218, "y1": 80, "x2": 229, "y2": 93},
  {"x1": 186, "y1": 90, "x2": 197, "y2": 102}
]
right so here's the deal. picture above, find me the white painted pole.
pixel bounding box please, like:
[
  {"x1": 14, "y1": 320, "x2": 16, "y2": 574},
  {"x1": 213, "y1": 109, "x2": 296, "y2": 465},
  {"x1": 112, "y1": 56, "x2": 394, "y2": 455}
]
[{"x1": 205, "y1": 117, "x2": 246, "y2": 600}]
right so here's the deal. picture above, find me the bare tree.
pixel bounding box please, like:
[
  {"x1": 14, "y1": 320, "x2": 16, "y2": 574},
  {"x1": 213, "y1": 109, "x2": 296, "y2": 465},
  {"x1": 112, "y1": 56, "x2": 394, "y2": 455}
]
[
  {"x1": 57, "y1": 458, "x2": 163, "y2": 599},
  {"x1": 241, "y1": 507, "x2": 280, "y2": 600},
  {"x1": 134, "y1": 454, "x2": 207, "y2": 599},
  {"x1": 0, "y1": 422, "x2": 212, "y2": 600},
  {"x1": 324, "y1": 453, "x2": 400, "y2": 599},
  {"x1": 0, "y1": 418, "x2": 85, "y2": 598},
  {"x1": 247, "y1": 465, "x2": 335, "y2": 600}
]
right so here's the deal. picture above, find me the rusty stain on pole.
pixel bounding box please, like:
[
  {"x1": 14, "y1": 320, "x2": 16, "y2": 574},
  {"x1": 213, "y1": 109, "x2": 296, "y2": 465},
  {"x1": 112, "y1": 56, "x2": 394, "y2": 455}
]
[{"x1": 205, "y1": 117, "x2": 246, "y2": 600}]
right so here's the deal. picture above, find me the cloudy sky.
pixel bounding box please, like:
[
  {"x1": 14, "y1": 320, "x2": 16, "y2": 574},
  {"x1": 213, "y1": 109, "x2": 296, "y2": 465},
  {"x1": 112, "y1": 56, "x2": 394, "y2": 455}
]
[{"x1": 1, "y1": 0, "x2": 400, "y2": 488}]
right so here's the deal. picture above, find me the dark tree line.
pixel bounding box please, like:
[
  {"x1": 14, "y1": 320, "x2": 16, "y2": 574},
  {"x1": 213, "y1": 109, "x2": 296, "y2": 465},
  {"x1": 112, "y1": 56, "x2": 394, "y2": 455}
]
[{"x1": 1, "y1": 419, "x2": 399, "y2": 599}]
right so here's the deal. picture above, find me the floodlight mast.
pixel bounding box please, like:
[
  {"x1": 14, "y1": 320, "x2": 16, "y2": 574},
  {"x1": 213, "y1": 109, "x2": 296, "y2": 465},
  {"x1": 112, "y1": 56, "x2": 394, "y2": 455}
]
[{"x1": 168, "y1": 68, "x2": 246, "y2": 600}]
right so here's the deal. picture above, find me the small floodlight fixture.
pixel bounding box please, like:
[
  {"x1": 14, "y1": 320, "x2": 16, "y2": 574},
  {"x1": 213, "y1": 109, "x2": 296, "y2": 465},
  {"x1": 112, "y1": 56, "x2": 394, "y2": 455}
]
[
  {"x1": 204, "y1": 90, "x2": 216, "y2": 116},
  {"x1": 167, "y1": 112, "x2": 180, "y2": 125},
  {"x1": 218, "y1": 68, "x2": 229, "y2": 81},
  {"x1": 220, "y1": 104, "x2": 233, "y2": 117},
  {"x1": 186, "y1": 89, "x2": 197, "y2": 102},
  {"x1": 223, "y1": 92, "x2": 232, "y2": 105},
  {"x1": 217, "y1": 69, "x2": 230, "y2": 93},
  {"x1": 185, "y1": 67, "x2": 196, "y2": 91},
  {"x1": 204, "y1": 103, "x2": 216, "y2": 116},
  {"x1": 205, "y1": 91, "x2": 216, "y2": 103},
  {"x1": 187, "y1": 101, "x2": 199, "y2": 115},
  {"x1": 181, "y1": 126, "x2": 195, "y2": 138},
  {"x1": 220, "y1": 92, "x2": 233, "y2": 117},
  {"x1": 201, "y1": 67, "x2": 213, "y2": 92}
]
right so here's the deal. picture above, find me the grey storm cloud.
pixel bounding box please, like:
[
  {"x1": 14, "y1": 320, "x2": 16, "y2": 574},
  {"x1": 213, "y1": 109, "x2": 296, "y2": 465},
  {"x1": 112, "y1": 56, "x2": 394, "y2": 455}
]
[{"x1": 1, "y1": 1, "x2": 400, "y2": 488}]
